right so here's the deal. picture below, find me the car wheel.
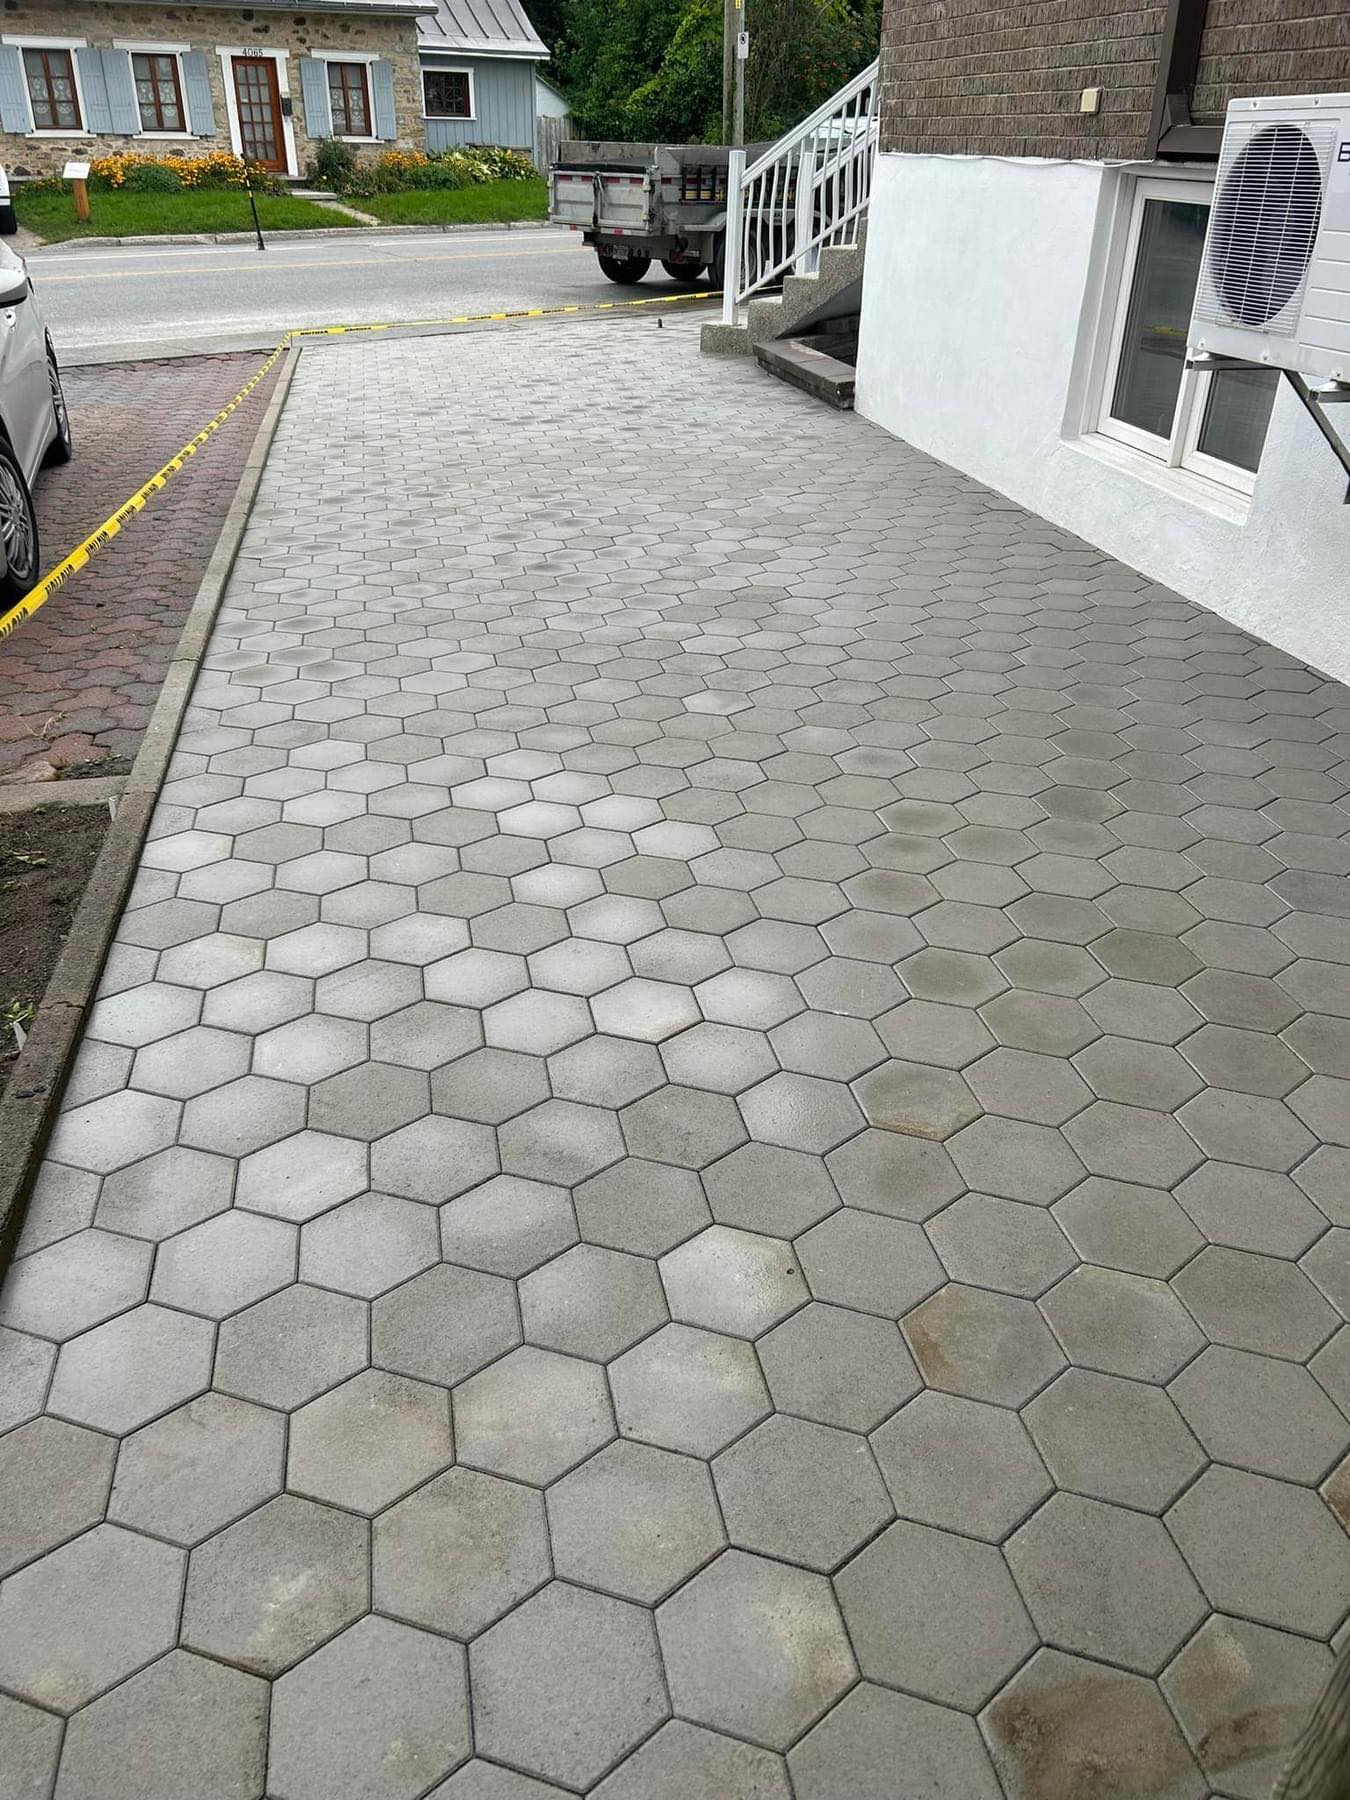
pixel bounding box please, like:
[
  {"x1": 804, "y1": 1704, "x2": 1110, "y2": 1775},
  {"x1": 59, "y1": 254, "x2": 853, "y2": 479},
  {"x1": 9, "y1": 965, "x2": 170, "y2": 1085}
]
[
  {"x1": 0, "y1": 436, "x2": 39, "y2": 604},
  {"x1": 44, "y1": 348, "x2": 72, "y2": 467},
  {"x1": 597, "y1": 253, "x2": 650, "y2": 285}
]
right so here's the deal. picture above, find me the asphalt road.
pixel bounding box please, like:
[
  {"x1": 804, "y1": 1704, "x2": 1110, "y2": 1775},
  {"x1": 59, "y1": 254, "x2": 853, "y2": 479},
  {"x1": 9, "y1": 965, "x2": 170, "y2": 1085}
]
[{"x1": 31, "y1": 225, "x2": 709, "y2": 359}]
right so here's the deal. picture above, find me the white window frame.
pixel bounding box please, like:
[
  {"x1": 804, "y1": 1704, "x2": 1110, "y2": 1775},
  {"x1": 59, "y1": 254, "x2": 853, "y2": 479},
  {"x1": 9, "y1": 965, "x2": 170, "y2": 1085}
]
[
  {"x1": 216, "y1": 46, "x2": 298, "y2": 177},
  {"x1": 3, "y1": 36, "x2": 90, "y2": 138},
  {"x1": 1091, "y1": 172, "x2": 1271, "y2": 498},
  {"x1": 308, "y1": 49, "x2": 381, "y2": 144},
  {"x1": 113, "y1": 41, "x2": 193, "y2": 141},
  {"x1": 423, "y1": 64, "x2": 475, "y2": 123}
]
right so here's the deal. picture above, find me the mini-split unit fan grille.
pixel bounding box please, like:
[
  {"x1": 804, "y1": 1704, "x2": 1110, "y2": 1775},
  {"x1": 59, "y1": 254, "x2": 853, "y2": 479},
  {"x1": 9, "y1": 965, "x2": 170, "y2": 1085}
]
[{"x1": 1193, "y1": 119, "x2": 1336, "y2": 337}]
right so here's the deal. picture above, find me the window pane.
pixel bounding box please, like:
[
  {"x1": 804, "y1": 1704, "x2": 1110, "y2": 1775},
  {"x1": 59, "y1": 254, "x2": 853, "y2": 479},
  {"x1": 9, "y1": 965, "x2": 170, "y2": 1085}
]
[
  {"x1": 424, "y1": 71, "x2": 469, "y2": 117},
  {"x1": 24, "y1": 48, "x2": 80, "y2": 130},
  {"x1": 1196, "y1": 366, "x2": 1278, "y2": 474},
  {"x1": 1109, "y1": 197, "x2": 1208, "y2": 441}
]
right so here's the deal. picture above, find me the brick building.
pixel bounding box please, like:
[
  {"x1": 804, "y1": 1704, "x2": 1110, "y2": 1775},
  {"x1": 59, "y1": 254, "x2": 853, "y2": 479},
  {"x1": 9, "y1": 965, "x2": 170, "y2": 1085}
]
[
  {"x1": 0, "y1": 0, "x2": 433, "y2": 179},
  {"x1": 854, "y1": 0, "x2": 1350, "y2": 678}
]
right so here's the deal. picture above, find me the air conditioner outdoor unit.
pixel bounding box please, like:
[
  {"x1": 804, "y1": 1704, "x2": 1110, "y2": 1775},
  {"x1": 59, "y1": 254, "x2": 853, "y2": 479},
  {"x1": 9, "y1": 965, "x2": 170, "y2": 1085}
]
[{"x1": 1188, "y1": 91, "x2": 1350, "y2": 383}]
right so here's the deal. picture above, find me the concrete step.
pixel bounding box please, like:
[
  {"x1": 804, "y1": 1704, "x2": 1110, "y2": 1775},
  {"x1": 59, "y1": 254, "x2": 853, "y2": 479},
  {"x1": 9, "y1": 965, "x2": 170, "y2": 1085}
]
[
  {"x1": 752, "y1": 336, "x2": 856, "y2": 409},
  {"x1": 701, "y1": 218, "x2": 868, "y2": 356}
]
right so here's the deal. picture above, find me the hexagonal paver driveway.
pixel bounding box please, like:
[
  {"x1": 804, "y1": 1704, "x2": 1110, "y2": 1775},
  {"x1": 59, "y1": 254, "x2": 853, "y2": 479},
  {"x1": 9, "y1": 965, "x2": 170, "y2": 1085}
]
[{"x1": 5, "y1": 319, "x2": 1350, "y2": 1798}]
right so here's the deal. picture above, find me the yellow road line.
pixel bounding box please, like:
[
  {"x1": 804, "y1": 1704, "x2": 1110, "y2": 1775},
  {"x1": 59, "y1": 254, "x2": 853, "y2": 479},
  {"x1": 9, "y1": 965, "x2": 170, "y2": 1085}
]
[
  {"x1": 36, "y1": 244, "x2": 585, "y2": 283},
  {"x1": 0, "y1": 289, "x2": 716, "y2": 643}
]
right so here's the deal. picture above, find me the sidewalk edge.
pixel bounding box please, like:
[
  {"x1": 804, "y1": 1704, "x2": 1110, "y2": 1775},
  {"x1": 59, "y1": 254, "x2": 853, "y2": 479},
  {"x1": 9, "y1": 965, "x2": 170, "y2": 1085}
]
[
  {"x1": 30, "y1": 219, "x2": 554, "y2": 253},
  {"x1": 0, "y1": 343, "x2": 300, "y2": 1276}
]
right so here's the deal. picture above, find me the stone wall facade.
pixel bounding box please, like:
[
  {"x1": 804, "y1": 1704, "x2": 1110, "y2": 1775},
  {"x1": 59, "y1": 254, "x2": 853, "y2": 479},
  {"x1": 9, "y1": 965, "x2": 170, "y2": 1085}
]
[{"x1": 0, "y1": 1, "x2": 426, "y2": 177}]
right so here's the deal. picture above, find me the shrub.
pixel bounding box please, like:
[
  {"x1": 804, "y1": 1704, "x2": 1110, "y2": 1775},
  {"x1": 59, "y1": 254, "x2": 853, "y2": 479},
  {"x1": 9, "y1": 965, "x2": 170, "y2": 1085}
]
[
  {"x1": 323, "y1": 145, "x2": 537, "y2": 196},
  {"x1": 122, "y1": 162, "x2": 183, "y2": 193},
  {"x1": 308, "y1": 138, "x2": 357, "y2": 189}
]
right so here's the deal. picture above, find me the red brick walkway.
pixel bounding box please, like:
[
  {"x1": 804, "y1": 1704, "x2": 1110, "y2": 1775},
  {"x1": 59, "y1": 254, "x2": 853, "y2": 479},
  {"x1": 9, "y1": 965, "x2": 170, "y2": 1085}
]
[{"x1": 0, "y1": 352, "x2": 278, "y2": 781}]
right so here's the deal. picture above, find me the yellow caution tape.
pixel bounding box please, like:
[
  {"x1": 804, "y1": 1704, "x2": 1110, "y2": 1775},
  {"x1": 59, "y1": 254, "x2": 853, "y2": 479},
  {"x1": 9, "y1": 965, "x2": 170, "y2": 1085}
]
[{"x1": 0, "y1": 287, "x2": 717, "y2": 643}]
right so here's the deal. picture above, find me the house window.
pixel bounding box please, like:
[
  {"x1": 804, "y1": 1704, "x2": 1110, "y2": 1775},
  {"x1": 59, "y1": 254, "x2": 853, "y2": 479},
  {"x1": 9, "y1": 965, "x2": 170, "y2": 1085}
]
[
  {"x1": 132, "y1": 51, "x2": 185, "y2": 133},
  {"x1": 1096, "y1": 177, "x2": 1278, "y2": 493},
  {"x1": 23, "y1": 47, "x2": 82, "y2": 132},
  {"x1": 424, "y1": 69, "x2": 472, "y2": 119},
  {"x1": 327, "y1": 60, "x2": 371, "y2": 137}
]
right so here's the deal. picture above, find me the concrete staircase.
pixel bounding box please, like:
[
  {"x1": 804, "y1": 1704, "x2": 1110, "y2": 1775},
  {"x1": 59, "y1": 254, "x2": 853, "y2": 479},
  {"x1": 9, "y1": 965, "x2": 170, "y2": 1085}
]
[{"x1": 701, "y1": 227, "x2": 866, "y2": 357}]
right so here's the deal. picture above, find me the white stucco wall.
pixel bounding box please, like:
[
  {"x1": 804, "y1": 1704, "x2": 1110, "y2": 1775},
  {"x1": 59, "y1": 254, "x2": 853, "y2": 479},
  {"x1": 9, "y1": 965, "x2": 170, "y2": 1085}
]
[{"x1": 854, "y1": 152, "x2": 1350, "y2": 681}]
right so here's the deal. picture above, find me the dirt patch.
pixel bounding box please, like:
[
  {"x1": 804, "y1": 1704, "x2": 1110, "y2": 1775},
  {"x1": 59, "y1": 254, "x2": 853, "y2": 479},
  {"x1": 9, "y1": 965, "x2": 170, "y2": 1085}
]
[{"x1": 0, "y1": 806, "x2": 108, "y2": 1103}]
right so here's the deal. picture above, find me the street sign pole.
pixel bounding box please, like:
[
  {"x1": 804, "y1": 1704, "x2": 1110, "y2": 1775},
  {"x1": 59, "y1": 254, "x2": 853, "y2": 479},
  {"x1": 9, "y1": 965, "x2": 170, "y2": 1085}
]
[
  {"x1": 733, "y1": 8, "x2": 747, "y2": 148},
  {"x1": 722, "y1": 0, "x2": 735, "y2": 142}
]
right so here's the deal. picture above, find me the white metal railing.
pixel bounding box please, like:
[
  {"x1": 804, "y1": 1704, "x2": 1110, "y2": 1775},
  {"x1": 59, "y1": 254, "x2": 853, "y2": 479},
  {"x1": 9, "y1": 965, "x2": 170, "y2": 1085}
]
[{"x1": 721, "y1": 58, "x2": 879, "y2": 325}]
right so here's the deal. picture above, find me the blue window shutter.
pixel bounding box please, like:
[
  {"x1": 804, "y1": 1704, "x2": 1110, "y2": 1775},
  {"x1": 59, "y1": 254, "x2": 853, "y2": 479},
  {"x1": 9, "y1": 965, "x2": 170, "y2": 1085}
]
[
  {"x1": 181, "y1": 51, "x2": 215, "y2": 137},
  {"x1": 75, "y1": 46, "x2": 113, "y2": 133},
  {"x1": 0, "y1": 46, "x2": 30, "y2": 134},
  {"x1": 372, "y1": 59, "x2": 396, "y2": 140},
  {"x1": 101, "y1": 50, "x2": 140, "y2": 136},
  {"x1": 298, "y1": 57, "x2": 331, "y2": 139}
]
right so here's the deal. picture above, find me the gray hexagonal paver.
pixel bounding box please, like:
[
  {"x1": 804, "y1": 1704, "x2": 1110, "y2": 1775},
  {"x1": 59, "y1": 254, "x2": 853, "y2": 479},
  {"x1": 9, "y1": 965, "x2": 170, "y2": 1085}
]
[
  {"x1": 53, "y1": 1650, "x2": 268, "y2": 1800},
  {"x1": 1006, "y1": 1493, "x2": 1206, "y2": 1675},
  {"x1": 548, "y1": 1439, "x2": 724, "y2": 1602},
  {"x1": 757, "y1": 1301, "x2": 919, "y2": 1431},
  {"x1": 373, "y1": 1262, "x2": 520, "y2": 1387},
  {"x1": 982, "y1": 1647, "x2": 1206, "y2": 1800},
  {"x1": 454, "y1": 1346, "x2": 614, "y2": 1483},
  {"x1": 1041, "y1": 1265, "x2": 1204, "y2": 1381},
  {"x1": 660, "y1": 1225, "x2": 808, "y2": 1337},
  {"x1": 471, "y1": 1583, "x2": 668, "y2": 1790},
  {"x1": 440, "y1": 1175, "x2": 578, "y2": 1277},
  {"x1": 1172, "y1": 1246, "x2": 1338, "y2": 1360},
  {"x1": 300, "y1": 1192, "x2": 440, "y2": 1298},
  {"x1": 0, "y1": 1229, "x2": 150, "y2": 1341},
  {"x1": 1023, "y1": 1368, "x2": 1204, "y2": 1511},
  {"x1": 905, "y1": 1282, "x2": 1065, "y2": 1404},
  {"x1": 520, "y1": 1243, "x2": 667, "y2": 1361},
  {"x1": 837, "y1": 1518, "x2": 1036, "y2": 1709},
  {"x1": 181, "y1": 1493, "x2": 367, "y2": 1676},
  {"x1": 108, "y1": 1392, "x2": 284, "y2": 1545},
  {"x1": 150, "y1": 1209, "x2": 296, "y2": 1318},
  {"x1": 47, "y1": 1303, "x2": 213, "y2": 1434},
  {"x1": 0, "y1": 1416, "x2": 114, "y2": 1579},
  {"x1": 1161, "y1": 1613, "x2": 1334, "y2": 1800},
  {"x1": 574, "y1": 1157, "x2": 709, "y2": 1255},
  {"x1": 798, "y1": 1209, "x2": 945, "y2": 1317},
  {"x1": 793, "y1": 1682, "x2": 1002, "y2": 1800},
  {"x1": 610, "y1": 1322, "x2": 771, "y2": 1456},
  {"x1": 214, "y1": 1282, "x2": 368, "y2": 1409},
  {"x1": 289, "y1": 1369, "x2": 453, "y2": 1514},
  {"x1": 591, "y1": 1721, "x2": 790, "y2": 1800},
  {"x1": 268, "y1": 1616, "x2": 469, "y2": 1800},
  {"x1": 657, "y1": 1550, "x2": 855, "y2": 1750},
  {"x1": 825, "y1": 1127, "x2": 963, "y2": 1221},
  {"x1": 1167, "y1": 1466, "x2": 1350, "y2": 1636},
  {"x1": 714, "y1": 1412, "x2": 892, "y2": 1572},
  {"x1": 375, "y1": 1466, "x2": 550, "y2": 1638},
  {"x1": 0, "y1": 1523, "x2": 183, "y2": 1712},
  {"x1": 1169, "y1": 1344, "x2": 1349, "y2": 1481}
]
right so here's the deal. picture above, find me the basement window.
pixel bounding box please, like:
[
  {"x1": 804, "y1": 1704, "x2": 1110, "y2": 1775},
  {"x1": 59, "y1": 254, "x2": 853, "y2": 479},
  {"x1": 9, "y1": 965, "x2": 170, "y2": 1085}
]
[{"x1": 1095, "y1": 176, "x2": 1278, "y2": 495}]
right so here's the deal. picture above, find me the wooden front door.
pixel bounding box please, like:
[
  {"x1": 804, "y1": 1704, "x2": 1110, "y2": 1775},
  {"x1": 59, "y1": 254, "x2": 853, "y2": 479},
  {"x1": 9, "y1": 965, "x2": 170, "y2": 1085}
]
[{"x1": 231, "y1": 56, "x2": 286, "y2": 172}]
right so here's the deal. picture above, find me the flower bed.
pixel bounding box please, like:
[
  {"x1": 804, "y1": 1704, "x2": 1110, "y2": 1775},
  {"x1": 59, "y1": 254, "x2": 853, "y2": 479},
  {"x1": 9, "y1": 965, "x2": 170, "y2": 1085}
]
[{"x1": 308, "y1": 142, "x2": 537, "y2": 198}]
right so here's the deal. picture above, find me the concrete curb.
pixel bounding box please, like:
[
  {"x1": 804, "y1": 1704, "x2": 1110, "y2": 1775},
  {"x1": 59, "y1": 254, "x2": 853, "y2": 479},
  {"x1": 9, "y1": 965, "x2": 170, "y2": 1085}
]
[
  {"x1": 0, "y1": 776, "x2": 126, "y2": 815},
  {"x1": 31, "y1": 218, "x2": 554, "y2": 253},
  {"x1": 0, "y1": 343, "x2": 300, "y2": 1277}
]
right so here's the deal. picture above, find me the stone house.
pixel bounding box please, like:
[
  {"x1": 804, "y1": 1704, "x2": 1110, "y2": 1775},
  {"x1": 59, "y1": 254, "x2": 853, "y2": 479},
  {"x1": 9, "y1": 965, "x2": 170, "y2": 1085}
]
[
  {"x1": 0, "y1": 0, "x2": 434, "y2": 179},
  {"x1": 853, "y1": 0, "x2": 1350, "y2": 678}
]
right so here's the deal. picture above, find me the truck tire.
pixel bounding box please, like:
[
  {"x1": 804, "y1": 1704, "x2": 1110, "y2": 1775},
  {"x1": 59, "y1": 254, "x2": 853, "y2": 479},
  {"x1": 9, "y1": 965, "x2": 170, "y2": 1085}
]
[
  {"x1": 661, "y1": 259, "x2": 705, "y2": 283},
  {"x1": 597, "y1": 253, "x2": 650, "y2": 285},
  {"x1": 706, "y1": 236, "x2": 726, "y2": 289}
]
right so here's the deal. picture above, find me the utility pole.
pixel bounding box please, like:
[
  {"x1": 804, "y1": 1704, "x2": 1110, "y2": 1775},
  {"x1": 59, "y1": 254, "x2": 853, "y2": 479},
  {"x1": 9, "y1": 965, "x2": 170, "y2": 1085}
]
[
  {"x1": 732, "y1": 0, "x2": 746, "y2": 147},
  {"x1": 722, "y1": 0, "x2": 735, "y2": 142}
]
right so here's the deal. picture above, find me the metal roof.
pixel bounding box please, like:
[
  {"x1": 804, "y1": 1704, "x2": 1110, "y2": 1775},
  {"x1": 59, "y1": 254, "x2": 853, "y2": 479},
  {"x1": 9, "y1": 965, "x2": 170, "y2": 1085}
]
[
  {"x1": 132, "y1": 0, "x2": 435, "y2": 13},
  {"x1": 417, "y1": 0, "x2": 546, "y2": 58}
]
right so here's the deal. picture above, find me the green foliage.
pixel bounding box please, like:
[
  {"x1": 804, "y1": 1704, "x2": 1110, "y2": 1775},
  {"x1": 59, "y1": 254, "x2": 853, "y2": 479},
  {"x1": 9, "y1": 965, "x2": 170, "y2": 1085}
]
[
  {"x1": 309, "y1": 138, "x2": 357, "y2": 189},
  {"x1": 121, "y1": 161, "x2": 183, "y2": 193},
  {"x1": 322, "y1": 145, "x2": 535, "y2": 198},
  {"x1": 358, "y1": 178, "x2": 549, "y2": 225},
  {"x1": 555, "y1": 0, "x2": 876, "y2": 146}
]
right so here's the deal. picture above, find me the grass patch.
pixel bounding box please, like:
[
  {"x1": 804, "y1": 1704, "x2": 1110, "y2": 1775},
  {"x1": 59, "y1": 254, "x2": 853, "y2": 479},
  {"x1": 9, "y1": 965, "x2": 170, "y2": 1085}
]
[
  {"x1": 16, "y1": 188, "x2": 361, "y2": 243},
  {"x1": 357, "y1": 178, "x2": 548, "y2": 226}
]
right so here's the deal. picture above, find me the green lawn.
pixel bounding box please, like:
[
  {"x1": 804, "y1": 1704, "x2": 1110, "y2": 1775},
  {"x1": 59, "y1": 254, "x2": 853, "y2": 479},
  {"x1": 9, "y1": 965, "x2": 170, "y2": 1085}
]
[
  {"x1": 357, "y1": 178, "x2": 548, "y2": 226},
  {"x1": 16, "y1": 188, "x2": 360, "y2": 243}
]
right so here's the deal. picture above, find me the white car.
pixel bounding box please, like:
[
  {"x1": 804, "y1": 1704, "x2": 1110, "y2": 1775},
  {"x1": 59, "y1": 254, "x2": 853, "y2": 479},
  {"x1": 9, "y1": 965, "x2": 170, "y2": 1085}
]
[{"x1": 0, "y1": 235, "x2": 71, "y2": 606}]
